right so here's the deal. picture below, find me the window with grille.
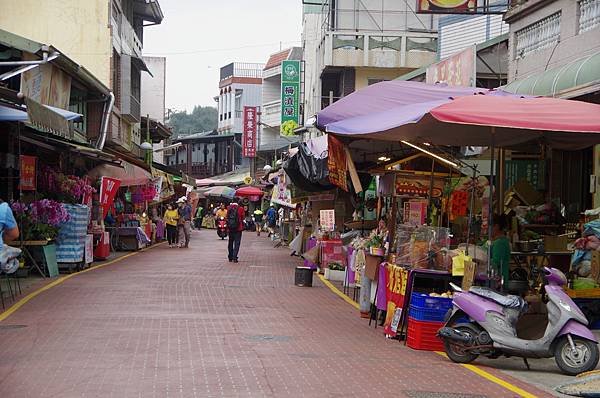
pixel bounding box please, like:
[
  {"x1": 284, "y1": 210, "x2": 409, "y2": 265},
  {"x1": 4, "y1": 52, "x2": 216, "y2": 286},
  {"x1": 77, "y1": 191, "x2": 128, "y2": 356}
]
[
  {"x1": 111, "y1": 50, "x2": 121, "y2": 108},
  {"x1": 515, "y1": 12, "x2": 561, "y2": 59},
  {"x1": 579, "y1": 0, "x2": 600, "y2": 33}
]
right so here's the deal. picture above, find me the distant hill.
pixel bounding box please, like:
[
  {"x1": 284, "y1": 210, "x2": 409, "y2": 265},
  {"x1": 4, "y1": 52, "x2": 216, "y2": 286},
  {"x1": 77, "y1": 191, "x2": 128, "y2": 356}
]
[{"x1": 169, "y1": 106, "x2": 217, "y2": 138}]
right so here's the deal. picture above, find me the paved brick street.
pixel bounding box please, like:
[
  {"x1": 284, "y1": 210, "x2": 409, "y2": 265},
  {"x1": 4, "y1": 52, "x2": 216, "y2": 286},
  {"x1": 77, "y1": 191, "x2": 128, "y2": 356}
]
[{"x1": 0, "y1": 230, "x2": 552, "y2": 397}]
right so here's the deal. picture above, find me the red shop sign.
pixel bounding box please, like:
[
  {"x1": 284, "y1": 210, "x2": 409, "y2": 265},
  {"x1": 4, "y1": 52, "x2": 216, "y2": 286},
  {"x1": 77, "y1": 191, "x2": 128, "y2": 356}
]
[
  {"x1": 100, "y1": 177, "x2": 121, "y2": 218},
  {"x1": 242, "y1": 106, "x2": 257, "y2": 158},
  {"x1": 19, "y1": 155, "x2": 37, "y2": 191}
]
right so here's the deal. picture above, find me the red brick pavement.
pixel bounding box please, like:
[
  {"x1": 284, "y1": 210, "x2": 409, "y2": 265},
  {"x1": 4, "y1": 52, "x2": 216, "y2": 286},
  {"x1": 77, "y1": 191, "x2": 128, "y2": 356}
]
[{"x1": 0, "y1": 230, "x2": 552, "y2": 397}]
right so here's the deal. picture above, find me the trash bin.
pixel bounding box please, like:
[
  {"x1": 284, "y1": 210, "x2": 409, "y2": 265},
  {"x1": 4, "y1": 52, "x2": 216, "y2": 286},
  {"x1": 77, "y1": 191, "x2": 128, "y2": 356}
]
[{"x1": 295, "y1": 266, "x2": 313, "y2": 287}]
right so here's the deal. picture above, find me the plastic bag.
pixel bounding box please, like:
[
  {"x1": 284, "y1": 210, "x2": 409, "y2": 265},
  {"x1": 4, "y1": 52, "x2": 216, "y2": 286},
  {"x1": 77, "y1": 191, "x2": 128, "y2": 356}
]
[
  {"x1": 0, "y1": 245, "x2": 22, "y2": 274},
  {"x1": 452, "y1": 250, "x2": 472, "y2": 276},
  {"x1": 301, "y1": 243, "x2": 321, "y2": 265}
]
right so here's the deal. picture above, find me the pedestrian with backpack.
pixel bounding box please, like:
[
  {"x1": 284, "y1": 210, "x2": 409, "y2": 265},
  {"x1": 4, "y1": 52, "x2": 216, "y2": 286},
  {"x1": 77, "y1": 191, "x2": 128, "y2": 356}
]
[{"x1": 226, "y1": 201, "x2": 245, "y2": 263}]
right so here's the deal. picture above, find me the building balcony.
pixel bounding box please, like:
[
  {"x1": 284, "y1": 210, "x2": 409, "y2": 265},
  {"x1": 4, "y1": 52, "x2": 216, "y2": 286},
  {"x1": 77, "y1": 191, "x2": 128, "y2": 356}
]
[
  {"x1": 190, "y1": 161, "x2": 231, "y2": 179},
  {"x1": 320, "y1": 31, "x2": 438, "y2": 70},
  {"x1": 111, "y1": 12, "x2": 143, "y2": 59},
  {"x1": 261, "y1": 100, "x2": 281, "y2": 128},
  {"x1": 121, "y1": 94, "x2": 141, "y2": 123}
]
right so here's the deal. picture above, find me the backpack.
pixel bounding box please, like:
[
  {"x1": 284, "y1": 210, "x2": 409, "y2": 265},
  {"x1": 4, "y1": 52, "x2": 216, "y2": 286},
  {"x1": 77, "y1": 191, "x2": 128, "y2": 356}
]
[{"x1": 227, "y1": 206, "x2": 239, "y2": 230}]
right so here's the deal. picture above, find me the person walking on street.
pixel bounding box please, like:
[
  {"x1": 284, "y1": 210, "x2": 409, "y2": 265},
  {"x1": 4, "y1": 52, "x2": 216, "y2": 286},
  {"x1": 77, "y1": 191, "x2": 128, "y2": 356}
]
[
  {"x1": 163, "y1": 203, "x2": 179, "y2": 248},
  {"x1": 194, "y1": 205, "x2": 204, "y2": 229},
  {"x1": 266, "y1": 205, "x2": 277, "y2": 237},
  {"x1": 252, "y1": 208, "x2": 264, "y2": 236},
  {"x1": 177, "y1": 196, "x2": 192, "y2": 248},
  {"x1": 226, "y1": 201, "x2": 245, "y2": 263}
]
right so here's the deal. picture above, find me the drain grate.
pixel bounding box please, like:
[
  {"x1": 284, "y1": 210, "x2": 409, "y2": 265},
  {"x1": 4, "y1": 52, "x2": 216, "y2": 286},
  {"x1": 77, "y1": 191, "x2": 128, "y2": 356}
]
[
  {"x1": 0, "y1": 325, "x2": 27, "y2": 330},
  {"x1": 244, "y1": 335, "x2": 291, "y2": 342},
  {"x1": 404, "y1": 392, "x2": 487, "y2": 398}
]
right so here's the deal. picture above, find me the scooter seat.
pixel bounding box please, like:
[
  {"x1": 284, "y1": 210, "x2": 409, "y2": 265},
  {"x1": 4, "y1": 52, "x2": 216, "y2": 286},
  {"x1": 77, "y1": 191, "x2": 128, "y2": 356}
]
[{"x1": 469, "y1": 286, "x2": 525, "y2": 309}]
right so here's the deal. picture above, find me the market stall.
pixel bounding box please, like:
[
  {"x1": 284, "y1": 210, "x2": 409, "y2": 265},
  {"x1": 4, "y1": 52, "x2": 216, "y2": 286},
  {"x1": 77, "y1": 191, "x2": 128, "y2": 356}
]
[
  {"x1": 87, "y1": 162, "x2": 154, "y2": 252},
  {"x1": 315, "y1": 80, "x2": 600, "y2": 348}
]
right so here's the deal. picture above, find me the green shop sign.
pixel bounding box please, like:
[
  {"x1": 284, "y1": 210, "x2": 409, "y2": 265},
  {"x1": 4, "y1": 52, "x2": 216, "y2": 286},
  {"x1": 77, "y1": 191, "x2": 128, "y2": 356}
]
[{"x1": 280, "y1": 60, "x2": 300, "y2": 137}]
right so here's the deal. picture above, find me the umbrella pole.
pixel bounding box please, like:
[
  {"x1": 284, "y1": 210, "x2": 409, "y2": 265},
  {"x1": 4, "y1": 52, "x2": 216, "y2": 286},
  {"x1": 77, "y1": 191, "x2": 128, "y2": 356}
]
[
  {"x1": 465, "y1": 166, "x2": 477, "y2": 256},
  {"x1": 488, "y1": 127, "x2": 496, "y2": 288}
]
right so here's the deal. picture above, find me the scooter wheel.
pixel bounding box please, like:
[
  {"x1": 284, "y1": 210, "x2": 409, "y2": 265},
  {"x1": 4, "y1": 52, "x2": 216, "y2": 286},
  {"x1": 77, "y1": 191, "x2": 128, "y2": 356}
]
[
  {"x1": 554, "y1": 336, "x2": 599, "y2": 376},
  {"x1": 444, "y1": 324, "x2": 480, "y2": 364}
]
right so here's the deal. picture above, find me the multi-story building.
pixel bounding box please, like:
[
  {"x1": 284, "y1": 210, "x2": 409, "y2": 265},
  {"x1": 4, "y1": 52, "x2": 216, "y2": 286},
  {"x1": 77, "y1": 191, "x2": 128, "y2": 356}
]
[
  {"x1": 302, "y1": 0, "x2": 438, "y2": 126},
  {"x1": 502, "y1": 0, "x2": 600, "y2": 216},
  {"x1": 0, "y1": 0, "x2": 164, "y2": 162},
  {"x1": 163, "y1": 62, "x2": 263, "y2": 180},
  {"x1": 215, "y1": 62, "x2": 263, "y2": 135},
  {"x1": 140, "y1": 56, "x2": 170, "y2": 165}
]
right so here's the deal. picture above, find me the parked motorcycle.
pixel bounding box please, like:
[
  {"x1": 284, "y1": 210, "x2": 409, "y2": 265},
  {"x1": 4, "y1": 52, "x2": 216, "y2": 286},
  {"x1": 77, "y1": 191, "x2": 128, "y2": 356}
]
[
  {"x1": 216, "y1": 217, "x2": 228, "y2": 240},
  {"x1": 438, "y1": 267, "x2": 599, "y2": 375}
]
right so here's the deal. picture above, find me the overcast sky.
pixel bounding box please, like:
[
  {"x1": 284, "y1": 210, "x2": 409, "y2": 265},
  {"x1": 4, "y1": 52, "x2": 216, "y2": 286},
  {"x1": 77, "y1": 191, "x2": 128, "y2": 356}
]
[{"x1": 143, "y1": 0, "x2": 303, "y2": 113}]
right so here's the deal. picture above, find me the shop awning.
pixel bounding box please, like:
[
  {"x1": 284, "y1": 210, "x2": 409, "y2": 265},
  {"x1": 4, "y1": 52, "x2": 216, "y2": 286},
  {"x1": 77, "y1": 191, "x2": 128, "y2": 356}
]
[
  {"x1": 87, "y1": 161, "x2": 152, "y2": 186},
  {"x1": 18, "y1": 132, "x2": 120, "y2": 165},
  {"x1": 316, "y1": 80, "x2": 489, "y2": 128},
  {"x1": 319, "y1": 81, "x2": 600, "y2": 150},
  {"x1": 196, "y1": 168, "x2": 250, "y2": 187},
  {"x1": 502, "y1": 50, "x2": 600, "y2": 98},
  {"x1": 0, "y1": 102, "x2": 82, "y2": 122}
]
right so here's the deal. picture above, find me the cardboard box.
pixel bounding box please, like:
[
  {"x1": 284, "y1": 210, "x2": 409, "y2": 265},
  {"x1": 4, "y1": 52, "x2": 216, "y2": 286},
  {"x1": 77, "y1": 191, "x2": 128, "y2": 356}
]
[
  {"x1": 592, "y1": 251, "x2": 600, "y2": 283},
  {"x1": 544, "y1": 235, "x2": 568, "y2": 252},
  {"x1": 365, "y1": 253, "x2": 382, "y2": 280}
]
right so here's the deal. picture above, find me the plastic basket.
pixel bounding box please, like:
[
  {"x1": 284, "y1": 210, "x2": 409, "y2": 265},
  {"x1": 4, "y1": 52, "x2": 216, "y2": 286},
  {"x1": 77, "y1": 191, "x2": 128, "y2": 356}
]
[
  {"x1": 407, "y1": 317, "x2": 445, "y2": 351},
  {"x1": 411, "y1": 293, "x2": 453, "y2": 310},
  {"x1": 409, "y1": 305, "x2": 449, "y2": 322}
]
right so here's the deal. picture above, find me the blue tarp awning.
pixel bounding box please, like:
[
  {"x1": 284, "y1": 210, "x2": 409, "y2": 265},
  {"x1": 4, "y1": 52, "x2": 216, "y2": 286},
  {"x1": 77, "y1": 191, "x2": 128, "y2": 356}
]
[{"x1": 0, "y1": 103, "x2": 82, "y2": 122}]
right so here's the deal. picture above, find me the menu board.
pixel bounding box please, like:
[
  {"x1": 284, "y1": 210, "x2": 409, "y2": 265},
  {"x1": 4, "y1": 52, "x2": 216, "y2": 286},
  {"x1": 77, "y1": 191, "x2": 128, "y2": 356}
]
[
  {"x1": 320, "y1": 209, "x2": 335, "y2": 232},
  {"x1": 505, "y1": 160, "x2": 546, "y2": 190}
]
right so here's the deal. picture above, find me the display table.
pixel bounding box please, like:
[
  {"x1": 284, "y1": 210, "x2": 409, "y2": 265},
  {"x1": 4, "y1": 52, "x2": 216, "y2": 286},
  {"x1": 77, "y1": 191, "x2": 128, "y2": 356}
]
[
  {"x1": 511, "y1": 251, "x2": 572, "y2": 275},
  {"x1": 8, "y1": 240, "x2": 57, "y2": 278},
  {"x1": 107, "y1": 226, "x2": 150, "y2": 251}
]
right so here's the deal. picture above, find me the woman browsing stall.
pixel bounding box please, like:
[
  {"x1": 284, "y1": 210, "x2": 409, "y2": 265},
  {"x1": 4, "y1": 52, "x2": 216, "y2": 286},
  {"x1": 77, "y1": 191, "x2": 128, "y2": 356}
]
[{"x1": 163, "y1": 203, "x2": 179, "y2": 248}]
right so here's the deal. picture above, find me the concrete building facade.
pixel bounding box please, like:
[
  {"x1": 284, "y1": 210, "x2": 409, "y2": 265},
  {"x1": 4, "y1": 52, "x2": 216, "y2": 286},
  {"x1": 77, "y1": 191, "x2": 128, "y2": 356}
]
[
  {"x1": 0, "y1": 0, "x2": 164, "y2": 161},
  {"x1": 301, "y1": 0, "x2": 438, "y2": 128}
]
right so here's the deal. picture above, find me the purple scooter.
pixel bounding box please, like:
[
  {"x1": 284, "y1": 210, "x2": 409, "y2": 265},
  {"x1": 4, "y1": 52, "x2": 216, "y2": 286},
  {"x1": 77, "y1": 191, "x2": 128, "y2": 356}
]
[{"x1": 439, "y1": 267, "x2": 599, "y2": 375}]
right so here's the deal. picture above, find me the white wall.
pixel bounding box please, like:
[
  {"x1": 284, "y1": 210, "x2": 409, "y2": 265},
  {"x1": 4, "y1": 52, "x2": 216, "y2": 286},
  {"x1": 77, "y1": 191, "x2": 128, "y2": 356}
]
[
  {"x1": 439, "y1": 15, "x2": 508, "y2": 59},
  {"x1": 141, "y1": 56, "x2": 167, "y2": 164},
  {"x1": 141, "y1": 56, "x2": 166, "y2": 122}
]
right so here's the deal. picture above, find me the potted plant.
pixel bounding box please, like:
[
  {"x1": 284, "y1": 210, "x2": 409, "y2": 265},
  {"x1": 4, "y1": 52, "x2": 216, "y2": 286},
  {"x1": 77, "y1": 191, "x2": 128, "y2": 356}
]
[
  {"x1": 11, "y1": 200, "x2": 70, "y2": 242},
  {"x1": 324, "y1": 261, "x2": 346, "y2": 282}
]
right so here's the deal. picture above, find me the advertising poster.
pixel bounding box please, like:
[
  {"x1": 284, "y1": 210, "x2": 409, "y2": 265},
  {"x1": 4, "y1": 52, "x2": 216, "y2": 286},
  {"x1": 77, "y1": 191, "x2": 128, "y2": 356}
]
[
  {"x1": 327, "y1": 135, "x2": 348, "y2": 191},
  {"x1": 242, "y1": 106, "x2": 257, "y2": 157},
  {"x1": 151, "y1": 176, "x2": 163, "y2": 202},
  {"x1": 426, "y1": 45, "x2": 476, "y2": 87},
  {"x1": 319, "y1": 209, "x2": 335, "y2": 232},
  {"x1": 383, "y1": 264, "x2": 409, "y2": 336},
  {"x1": 417, "y1": 0, "x2": 477, "y2": 14},
  {"x1": 19, "y1": 155, "x2": 37, "y2": 191},
  {"x1": 280, "y1": 60, "x2": 301, "y2": 136},
  {"x1": 99, "y1": 177, "x2": 121, "y2": 218}
]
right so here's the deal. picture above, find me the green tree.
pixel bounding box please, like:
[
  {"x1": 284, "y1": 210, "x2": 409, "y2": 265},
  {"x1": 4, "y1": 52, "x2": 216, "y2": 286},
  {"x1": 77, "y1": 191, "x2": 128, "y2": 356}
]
[{"x1": 168, "y1": 106, "x2": 217, "y2": 137}]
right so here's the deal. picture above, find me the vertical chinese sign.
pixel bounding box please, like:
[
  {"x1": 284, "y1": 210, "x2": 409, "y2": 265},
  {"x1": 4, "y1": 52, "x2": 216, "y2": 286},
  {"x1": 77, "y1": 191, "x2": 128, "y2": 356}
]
[
  {"x1": 19, "y1": 155, "x2": 37, "y2": 191},
  {"x1": 99, "y1": 177, "x2": 121, "y2": 218},
  {"x1": 242, "y1": 106, "x2": 257, "y2": 157},
  {"x1": 327, "y1": 135, "x2": 348, "y2": 191},
  {"x1": 280, "y1": 60, "x2": 301, "y2": 137}
]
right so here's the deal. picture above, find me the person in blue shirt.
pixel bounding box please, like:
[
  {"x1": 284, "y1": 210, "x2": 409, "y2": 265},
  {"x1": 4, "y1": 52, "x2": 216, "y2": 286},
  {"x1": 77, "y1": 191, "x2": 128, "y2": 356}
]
[
  {"x1": 0, "y1": 200, "x2": 19, "y2": 249},
  {"x1": 266, "y1": 205, "x2": 277, "y2": 237}
]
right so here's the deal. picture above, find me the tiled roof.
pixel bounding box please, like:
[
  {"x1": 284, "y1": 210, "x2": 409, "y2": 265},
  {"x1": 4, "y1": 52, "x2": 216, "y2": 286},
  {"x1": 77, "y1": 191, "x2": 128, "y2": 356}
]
[{"x1": 264, "y1": 49, "x2": 291, "y2": 71}]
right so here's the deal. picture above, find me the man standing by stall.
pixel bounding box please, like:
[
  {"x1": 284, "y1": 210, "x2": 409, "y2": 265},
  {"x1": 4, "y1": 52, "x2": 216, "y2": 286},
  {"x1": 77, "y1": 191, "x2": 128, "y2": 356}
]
[
  {"x1": 227, "y1": 201, "x2": 245, "y2": 263},
  {"x1": 177, "y1": 197, "x2": 192, "y2": 248}
]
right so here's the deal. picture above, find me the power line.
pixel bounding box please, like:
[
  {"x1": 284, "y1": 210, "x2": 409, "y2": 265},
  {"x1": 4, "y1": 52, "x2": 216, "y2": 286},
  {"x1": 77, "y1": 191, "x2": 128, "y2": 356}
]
[{"x1": 144, "y1": 40, "x2": 301, "y2": 56}]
